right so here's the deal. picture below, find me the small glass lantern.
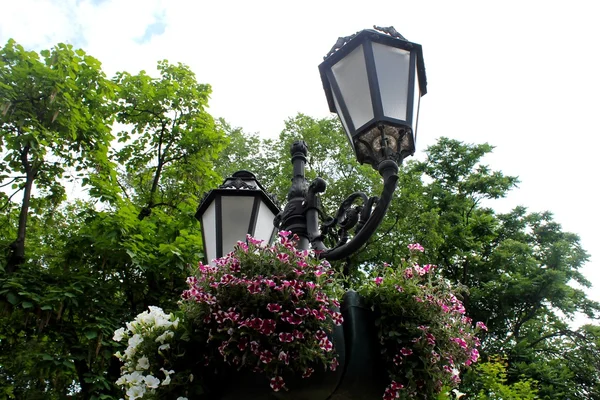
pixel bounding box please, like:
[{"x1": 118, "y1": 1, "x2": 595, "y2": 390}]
[
  {"x1": 319, "y1": 27, "x2": 427, "y2": 169},
  {"x1": 195, "y1": 171, "x2": 280, "y2": 263}
]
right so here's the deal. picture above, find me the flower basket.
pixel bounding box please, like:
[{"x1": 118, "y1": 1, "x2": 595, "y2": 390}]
[{"x1": 113, "y1": 240, "x2": 485, "y2": 400}]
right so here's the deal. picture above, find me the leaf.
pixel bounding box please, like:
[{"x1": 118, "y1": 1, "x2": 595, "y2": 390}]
[
  {"x1": 21, "y1": 301, "x2": 33, "y2": 309},
  {"x1": 6, "y1": 292, "x2": 18, "y2": 305},
  {"x1": 84, "y1": 330, "x2": 98, "y2": 340}
]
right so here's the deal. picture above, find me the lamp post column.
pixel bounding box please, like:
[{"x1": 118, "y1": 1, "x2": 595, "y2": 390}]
[{"x1": 279, "y1": 141, "x2": 311, "y2": 250}]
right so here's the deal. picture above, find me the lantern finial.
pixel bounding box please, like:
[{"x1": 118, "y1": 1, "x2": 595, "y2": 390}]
[{"x1": 372, "y1": 26, "x2": 407, "y2": 41}]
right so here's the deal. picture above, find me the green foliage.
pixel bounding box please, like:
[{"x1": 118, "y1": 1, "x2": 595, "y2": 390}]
[
  {"x1": 462, "y1": 355, "x2": 539, "y2": 399},
  {"x1": 215, "y1": 116, "x2": 600, "y2": 399},
  {"x1": 0, "y1": 41, "x2": 226, "y2": 399},
  {"x1": 0, "y1": 39, "x2": 115, "y2": 271}
]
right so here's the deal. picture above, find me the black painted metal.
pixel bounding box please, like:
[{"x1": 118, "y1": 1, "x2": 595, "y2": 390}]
[{"x1": 330, "y1": 291, "x2": 387, "y2": 399}]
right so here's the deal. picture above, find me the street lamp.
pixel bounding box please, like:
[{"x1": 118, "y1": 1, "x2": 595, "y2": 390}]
[
  {"x1": 195, "y1": 171, "x2": 280, "y2": 263},
  {"x1": 319, "y1": 25, "x2": 427, "y2": 169},
  {"x1": 196, "y1": 25, "x2": 426, "y2": 262}
]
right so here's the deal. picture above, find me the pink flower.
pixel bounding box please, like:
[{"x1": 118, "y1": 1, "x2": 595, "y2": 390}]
[
  {"x1": 394, "y1": 284, "x2": 404, "y2": 293},
  {"x1": 278, "y1": 230, "x2": 292, "y2": 238},
  {"x1": 451, "y1": 337, "x2": 468, "y2": 349},
  {"x1": 404, "y1": 268, "x2": 414, "y2": 279},
  {"x1": 278, "y1": 332, "x2": 294, "y2": 343},
  {"x1": 285, "y1": 315, "x2": 303, "y2": 325},
  {"x1": 278, "y1": 351, "x2": 290, "y2": 365},
  {"x1": 259, "y1": 350, "x2": 273, "y2": 364},
  {"x1": 423, "y1": 264, "x2": 435, "y2": 273},
  {"x1": 293, "y1": 330, "x2": 305, "y2": 340},
  {"x1": 374, "y1": 276, "x2": 383, "y2": 285},
  {"x1": 319, "y1": 338, "x2": 333, "y2": 352},
  {"x1": 237, "y1": 241, "x2": 249, "y2": 252},
  {"x1": 400, "y1": 347, "x2": 413, "y2": 356},
  {"x1": 277, "y1": 253, "x2": 290, "y2": 263},
  {"x1": 247, "y1": 282, "x2": 262, "y2": 294},
  {"x1": 330, "y1": 311, "x2": 343, "y2": 325},
  {"x1": 330, "y1": 357, "x2": 339, "y2": 371},
  {"x1": 407, "y1": 243, "x2": 424, "y2": 252},
  {"x1": 302, "y1": 367, "x2": 314, "y2": 378},
  {"x1": 425, "y1": 333, "x2": 436, "y2": 346},
  {"x1": 267, "y1": 303, "x2": 282, "y2": 313},
  {"x1": 270, "y1": 376, "x2": 285, "y2": 392},
  {"x1": 246, "y1": 234, "x2": 263, "y2": 245},
  {"x1": 476, "y1": 321, "x2": 488, "y2": 331},
  {"x1": 312, "y1": 309, "x2": 326, "y2": 321},
  {"x1": 294, "y1": 308, "x2": 310, "y2": 317},
  {"x1": 260, "y1": 319, "x2": 276, "y2": 335}
]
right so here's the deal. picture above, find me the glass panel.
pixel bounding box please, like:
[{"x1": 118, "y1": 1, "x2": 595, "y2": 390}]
[
  {"x1": 201, "y1": 200, "x2": 217, "y2": 263},
  {"x1": 253, "y1": 201, "x2": 278, "y2": 245},
  {"x1": 221, "y1": 195, "x2": 255, "y2": 257},
  {"x1": 331, "y1": 44, "x2": 374, "y2": 131},
  {"x1": 332, "y1": 91, "x2": 354, "y2": 149},
  {"x1": 372, "y1": 42, "x2": 410, "y2": 121},
  {"x1": 412, "y1": 57, "x2": 421, "y2": 143}
]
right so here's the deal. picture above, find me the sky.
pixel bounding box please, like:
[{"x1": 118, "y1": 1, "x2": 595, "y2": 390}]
[{"x1": 1, "y1": 0, "x2": 599, "y2": 323}]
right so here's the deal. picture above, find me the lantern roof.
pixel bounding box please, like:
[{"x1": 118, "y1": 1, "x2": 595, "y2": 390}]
[{"x1": 195, "y1": 171, "x2": 280, "y2": 221}]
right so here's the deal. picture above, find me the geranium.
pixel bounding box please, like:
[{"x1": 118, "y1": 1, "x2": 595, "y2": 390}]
[{"x1": 358, "y1": 244, "x2": 486, "y2": 399}]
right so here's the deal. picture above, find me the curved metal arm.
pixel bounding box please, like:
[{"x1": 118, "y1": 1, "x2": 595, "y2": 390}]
[
  {"x1": 310, "y1": 160, "x2": 399, "y2": 260},
  {"x1": 277, "y1": 141, "x2": 400, "y2": 257}
]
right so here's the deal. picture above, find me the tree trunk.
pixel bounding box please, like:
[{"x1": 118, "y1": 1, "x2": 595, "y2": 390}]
[{"x1": 6, "y1": 148, "x2": 35, "y2": 273}]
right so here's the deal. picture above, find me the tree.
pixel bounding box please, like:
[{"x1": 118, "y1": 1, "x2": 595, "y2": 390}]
[
  {"x1": 0, "y1": 39, "x2": 115, "y2": 272},
  {"x1": 215, "y1": 115, "x2": 600, "y2": 399},
  {"x1": 0, "y1": 43, "x2": 227, "y2": 399}
]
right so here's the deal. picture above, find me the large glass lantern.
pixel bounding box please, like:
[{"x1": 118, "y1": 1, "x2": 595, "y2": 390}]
[
  {"x1": 319, "y1": 26, "x2": 427, "y2": 169},
  {"x1": 195, "y1": 171, "x2": 280, "y2": 263}
]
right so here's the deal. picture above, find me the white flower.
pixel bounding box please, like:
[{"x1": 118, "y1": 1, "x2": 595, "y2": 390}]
[
  {"x1": 124, "y1": 345, "x2": 137, "y2": 359},
  {"x1": 126, "y1": 384, "x2": 146, "y2": 400},
  {"x1": 155, "y1": 330, "x2": 174, "y2": 344},
  {"x1": 127, "y1": 371, "x2": 145, "y2": 386},
  {"x1": 160, "y1": 368, "x2": 175, "y2": 386},
  {"x1": 128, "y1": 334, "x2": 143, "y2": 349},
  {"x1": 189, "y1": 374, "x2": 194, "y2": 382},
  {"x1": 113, "y1": 327, "x2": 127, "y2": 342},
  {"x1": 158, "y1": 343, "x2": 170, "y2": 351},
  {"x1": 176, "y1": 397, "x2": 188, "y2": 400},
  {"x1": 136, "y1": 356, "x2": 150, "y2": 370},
  {"x1": 144, "y1": 375, "x2": 160, "y2": 389}
]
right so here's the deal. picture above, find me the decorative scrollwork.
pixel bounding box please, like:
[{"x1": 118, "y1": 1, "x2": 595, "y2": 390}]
[
  {"x1": 324, "y1": 26, "x2": 408, "y2": 60},
  {"x1": 324, "y1": 32, "x2": 359, "y2": 59},
  {"x1": 320, "y1": 192, "x2": 379, "y2": 251},
  {"x1": 373, "y1": 25, "x2": 407, "y2": 41}
]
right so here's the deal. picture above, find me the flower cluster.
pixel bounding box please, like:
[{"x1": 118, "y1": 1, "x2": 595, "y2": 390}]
[
  {"x1": 359, "y1": 244, "x2": 486, "y2": 400},
  {"x1": 113, "y1": 306, "x2": 191, "y2": 400},
  {"x1": 180, "y1": 232, "x2": 344, "y2": 392}
]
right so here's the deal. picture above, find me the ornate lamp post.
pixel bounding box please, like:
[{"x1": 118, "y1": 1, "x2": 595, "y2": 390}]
[
  {"x1": 277, "y1": 26, "x2": 427, "y2": 260},
  {"x1": 196, "y1": 26, "x2": 426, "y2": 263},
  {"x1": 193, "y1": 26, "x2": 428, "y2": 399}
]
